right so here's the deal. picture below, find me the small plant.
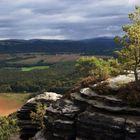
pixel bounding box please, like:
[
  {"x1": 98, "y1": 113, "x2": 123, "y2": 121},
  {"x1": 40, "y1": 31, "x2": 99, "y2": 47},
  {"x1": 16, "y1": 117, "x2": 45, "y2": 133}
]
[
  {"x1": 0, "y1": 114, "x2": 19, "y2": 140},
  {"x1": 30, "y1": 103, "x2": 47, "y2": 129}
]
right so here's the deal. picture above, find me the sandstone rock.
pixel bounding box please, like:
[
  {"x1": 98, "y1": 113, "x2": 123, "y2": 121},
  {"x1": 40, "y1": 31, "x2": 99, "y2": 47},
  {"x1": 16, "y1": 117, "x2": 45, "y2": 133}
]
[
  {"x1": 77, "y1": 111, "x2": 126, "y2": 140},
  {"x1": 17, "y1": 92, "x2": 62, "y2": 140},
  {"x1": 27, "y1": 92, "x2": 62, "y2": 103},
  {"x1": 18, "y1": 75, "x2": 140, "y2": 140},
  {"x1": 43, "y1": 85, "x2": 140, "y2": 140},
  {"x1": 30, "y1": 130, "x2": 46, "y2": 140},
  {"x1": 106, "y1": 74, "x2": 135, "y2": 90},
  {"x1": 44, "y1": 99, "x2": 80, "y2": 140}
]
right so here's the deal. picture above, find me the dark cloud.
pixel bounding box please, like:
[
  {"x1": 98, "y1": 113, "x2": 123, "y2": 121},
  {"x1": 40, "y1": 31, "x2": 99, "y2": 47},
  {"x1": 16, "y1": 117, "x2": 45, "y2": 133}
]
[{"x1": 0, "y1": 0, "x2": 139, "y2": 40}]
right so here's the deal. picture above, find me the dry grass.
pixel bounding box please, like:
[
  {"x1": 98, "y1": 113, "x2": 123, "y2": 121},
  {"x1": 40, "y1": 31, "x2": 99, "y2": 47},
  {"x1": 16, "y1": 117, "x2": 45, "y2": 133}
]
[
  {"x1": 118, "y1": 81, "x2": 140, "y2": 106},
  {"x1": 0, "y1": 93, "x2": 31, "y2": 116},
  {"x1": 71, "y1": 76, "x2": 100, "y2": 93},
  {"x1": 6, "y1": 53, "x2": 81, "y2": 65},
  {"x1": 19, "y1": 54, "x2": 81, "y2": 64}
]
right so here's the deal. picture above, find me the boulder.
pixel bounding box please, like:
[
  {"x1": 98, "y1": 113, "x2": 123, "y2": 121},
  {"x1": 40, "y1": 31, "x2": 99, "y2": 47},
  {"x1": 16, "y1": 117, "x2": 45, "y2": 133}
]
[
  {"x1": 43, "y1": 85, "x2": 140, "y2": 140},
  {"x1": 17, "y1": 92, "x2": 62, "y2": 140},
  {"x1": 19, "y1": 74, "x2": 140, "y2": 140}
]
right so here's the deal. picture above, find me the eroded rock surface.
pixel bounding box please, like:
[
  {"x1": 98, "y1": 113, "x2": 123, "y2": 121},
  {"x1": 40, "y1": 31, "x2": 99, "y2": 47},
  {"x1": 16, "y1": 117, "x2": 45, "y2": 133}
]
[
  {"x1": 43, "y1": 85, "x2": 140, "y2": 140},
  {"x1": 18, "y1": 75, "x2": 140, "y2": 140},
  {"x1": 17, "y1": 92, "x2": 62, "y2": 140}
]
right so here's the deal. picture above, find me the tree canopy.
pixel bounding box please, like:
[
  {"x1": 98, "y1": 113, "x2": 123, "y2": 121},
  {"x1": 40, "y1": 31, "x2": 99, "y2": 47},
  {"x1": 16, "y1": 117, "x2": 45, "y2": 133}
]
[{"x1": 115, "y1": 5, "x2": 140, "y2": 83}]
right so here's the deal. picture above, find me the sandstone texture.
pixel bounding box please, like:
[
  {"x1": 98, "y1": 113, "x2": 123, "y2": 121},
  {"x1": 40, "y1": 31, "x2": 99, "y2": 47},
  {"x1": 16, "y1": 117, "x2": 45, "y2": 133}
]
[{"x1": 18, "y1": 75, "x2": 140, "y2": 140}]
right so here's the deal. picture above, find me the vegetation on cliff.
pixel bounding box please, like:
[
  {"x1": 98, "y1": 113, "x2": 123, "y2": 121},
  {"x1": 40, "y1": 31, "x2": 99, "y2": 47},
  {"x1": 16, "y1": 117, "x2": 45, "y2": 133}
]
[
  {"x1": 76, "y1": 57, "x2": 120, "y2": 79},
  {"x1": 30, "y1": 103, "x2": 47, "y2": 129},
  {"x1": 0, "y1": 115, "x2": 19, "y2": 140},
  {"x1": 115, "y1": 5, "x2": 140, "y2": 83}
]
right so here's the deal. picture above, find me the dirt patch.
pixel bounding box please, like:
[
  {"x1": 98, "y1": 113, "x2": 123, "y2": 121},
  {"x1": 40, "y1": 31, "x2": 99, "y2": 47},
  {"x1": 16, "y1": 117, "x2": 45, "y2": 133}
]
[
  {"x1": 0, "y1": 96, "x2": 22, "y2": 116},
  {"x1": 0, "y1": 93, "x2": 30, "y2": 116}
]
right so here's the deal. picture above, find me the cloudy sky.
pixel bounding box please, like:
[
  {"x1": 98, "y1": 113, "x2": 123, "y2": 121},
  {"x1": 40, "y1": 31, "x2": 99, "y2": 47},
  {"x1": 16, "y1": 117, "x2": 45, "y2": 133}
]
[{"x1": 0, "y1": 0, "x2": 139, "y2": 40}]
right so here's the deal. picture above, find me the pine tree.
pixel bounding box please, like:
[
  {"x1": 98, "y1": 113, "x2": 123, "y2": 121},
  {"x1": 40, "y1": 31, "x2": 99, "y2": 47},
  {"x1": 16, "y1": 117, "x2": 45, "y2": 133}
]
[{"x1": 115, "y1": 5, "x2": 140, "y2": 83}]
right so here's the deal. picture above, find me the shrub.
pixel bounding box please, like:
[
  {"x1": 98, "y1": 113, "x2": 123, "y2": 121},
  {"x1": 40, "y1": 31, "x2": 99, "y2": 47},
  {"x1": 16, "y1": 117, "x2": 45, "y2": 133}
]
[
  {"x1": 30, "y1": 103, "x2": 47, "y2": 129},
  {"x1": 76, "y1": 57, "x2": 120, "y2": 80},
  {"x1": 0, "y1": 115, "x2": 19, "y2": 140}
]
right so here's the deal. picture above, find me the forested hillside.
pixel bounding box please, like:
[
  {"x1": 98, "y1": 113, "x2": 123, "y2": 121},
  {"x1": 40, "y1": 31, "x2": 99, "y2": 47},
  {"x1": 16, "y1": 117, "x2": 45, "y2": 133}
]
[{"x1": 0, "y1": 38, "x2": 121, "y2": 55}]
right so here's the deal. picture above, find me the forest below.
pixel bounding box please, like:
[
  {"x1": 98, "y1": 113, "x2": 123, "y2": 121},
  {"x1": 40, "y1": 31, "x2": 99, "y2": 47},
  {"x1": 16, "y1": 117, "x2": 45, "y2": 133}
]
[{"x1": 0, "y1": 53, "x2": 83, "y2": 94}]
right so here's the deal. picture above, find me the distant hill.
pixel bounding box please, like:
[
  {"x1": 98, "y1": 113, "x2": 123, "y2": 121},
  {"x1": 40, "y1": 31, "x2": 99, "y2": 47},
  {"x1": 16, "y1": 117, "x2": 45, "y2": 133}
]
[{"x1": 0, "y1": 37, "x2": 122, "y2": 55}]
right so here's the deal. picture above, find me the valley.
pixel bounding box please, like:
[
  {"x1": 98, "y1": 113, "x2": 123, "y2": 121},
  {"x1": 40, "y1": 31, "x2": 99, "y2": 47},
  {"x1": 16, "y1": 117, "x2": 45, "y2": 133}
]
[{"x1": 0, "y1": 53, "x2": 82, "y2": 116}]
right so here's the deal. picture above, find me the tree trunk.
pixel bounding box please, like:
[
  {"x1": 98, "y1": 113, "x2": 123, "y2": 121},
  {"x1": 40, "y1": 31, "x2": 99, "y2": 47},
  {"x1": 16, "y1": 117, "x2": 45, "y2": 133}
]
[{"x1": 134, "y1": 67, "x2": 138, "y2": 84}]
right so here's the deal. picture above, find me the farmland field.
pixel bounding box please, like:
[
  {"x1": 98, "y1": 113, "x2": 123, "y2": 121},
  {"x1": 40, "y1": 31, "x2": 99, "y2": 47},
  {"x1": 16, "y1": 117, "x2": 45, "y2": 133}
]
[
  {"x1": 1, "y1": 53, "x2": 81, "y2": 66},
  {"x1": 0, "y1": 93, "x2": 31, "y2": 116},
  {"x1": 21, "y1": 66, "x2": 49, "y2": 71}
]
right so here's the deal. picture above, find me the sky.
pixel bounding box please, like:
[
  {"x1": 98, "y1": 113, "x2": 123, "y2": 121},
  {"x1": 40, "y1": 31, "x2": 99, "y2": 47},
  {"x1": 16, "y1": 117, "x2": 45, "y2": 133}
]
[{"x1": 0, "y1": 0, "x2": 139, "y2": 40}]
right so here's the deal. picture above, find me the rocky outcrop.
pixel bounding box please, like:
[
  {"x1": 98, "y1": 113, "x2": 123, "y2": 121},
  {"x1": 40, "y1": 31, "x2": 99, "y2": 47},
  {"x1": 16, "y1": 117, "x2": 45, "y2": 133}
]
[
  {"x1": 43, "y1": 77, "x2": 140, "y2": 140},
  {"x1": 19, "y1": 74, "x2": 140, "y2": 140},
  {"x1": 17, "y1": 92, "x2": 62, "y2": 140},
  {"x1": 44, "y1": 99, "x2": 80, "y2": 140},
  {"x1": 30, "y1": 130, "x2": 46, "y2": 140}
]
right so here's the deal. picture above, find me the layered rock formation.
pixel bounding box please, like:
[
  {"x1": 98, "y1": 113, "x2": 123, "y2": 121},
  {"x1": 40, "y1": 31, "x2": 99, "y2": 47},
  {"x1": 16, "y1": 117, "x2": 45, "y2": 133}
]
[
  {"x1": 17, "y1": 92, "x2": 62, "y2": 140},
  {"x1": 18, "y1": 74, "x2": 140, "y2": 140},
  {"x1": 43, "y1": 87, "x2": 140, "y2": 140},
  {"x1": 43, "y1": 75, "x2": 140, "y2": 140}
]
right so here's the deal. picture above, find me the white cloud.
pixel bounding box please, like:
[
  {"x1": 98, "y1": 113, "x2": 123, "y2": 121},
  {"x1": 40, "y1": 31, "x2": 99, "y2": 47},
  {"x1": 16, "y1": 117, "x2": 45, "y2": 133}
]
[{"x1": 0, "y1": 0, "x2": 138, "y2": 39}]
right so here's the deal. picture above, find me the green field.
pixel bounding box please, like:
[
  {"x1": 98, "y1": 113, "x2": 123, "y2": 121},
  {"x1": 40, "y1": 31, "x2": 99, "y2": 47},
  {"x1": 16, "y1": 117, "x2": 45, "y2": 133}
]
[{"x1": 21, "y1": 66, "x2": 49, "y2": 71}]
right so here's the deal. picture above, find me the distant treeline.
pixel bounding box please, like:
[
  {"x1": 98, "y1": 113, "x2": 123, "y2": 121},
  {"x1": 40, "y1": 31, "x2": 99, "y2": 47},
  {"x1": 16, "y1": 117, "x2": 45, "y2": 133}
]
[{"x1": 0, "y1": 38, "x2": 121, "y2": 55}]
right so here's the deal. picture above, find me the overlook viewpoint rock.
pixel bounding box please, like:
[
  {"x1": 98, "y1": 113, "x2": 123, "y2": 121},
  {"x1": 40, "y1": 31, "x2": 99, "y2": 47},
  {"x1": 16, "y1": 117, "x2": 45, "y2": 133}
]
[{"x1": 18, "y1": 74, "x2": 140, "y2": 140}]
